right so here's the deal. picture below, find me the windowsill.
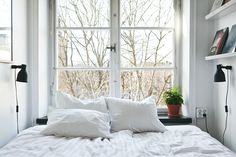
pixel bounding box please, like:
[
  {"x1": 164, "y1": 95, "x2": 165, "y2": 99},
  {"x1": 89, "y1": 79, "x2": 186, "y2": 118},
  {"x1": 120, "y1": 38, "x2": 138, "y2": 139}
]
[
  {"x1": 158, "y1": 115, "x2": 192, "y2": 125},
  {"x1": 36, "y1": 115, "x2": 192, "y2": 125}
]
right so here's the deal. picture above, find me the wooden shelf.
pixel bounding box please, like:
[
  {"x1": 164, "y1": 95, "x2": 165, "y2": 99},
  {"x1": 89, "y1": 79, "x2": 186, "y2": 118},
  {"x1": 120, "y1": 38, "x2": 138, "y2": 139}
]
[
  {"x1": 205, "y1": 52, "x2": 236, "y2": 60},
  {"x1": 205, "y1": 0, "x2": 236, "y2": 20}
]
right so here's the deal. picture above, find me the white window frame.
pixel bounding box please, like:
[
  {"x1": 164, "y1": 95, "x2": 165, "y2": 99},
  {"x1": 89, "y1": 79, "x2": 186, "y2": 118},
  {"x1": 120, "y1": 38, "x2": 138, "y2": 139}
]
[{"x1": 49, "y1": 0, "x2": 181, "y2": 111}]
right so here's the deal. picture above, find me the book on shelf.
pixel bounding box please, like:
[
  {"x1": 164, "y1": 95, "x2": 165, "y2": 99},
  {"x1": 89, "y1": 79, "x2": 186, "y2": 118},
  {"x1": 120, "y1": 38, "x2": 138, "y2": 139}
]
[
  {"x1": 211, "y1": 0, "x2": 224, "y2": 12},
  {"x1": 222, "y1": 24, "x2": 236, "y2": 54},
  {"x1": 222, "y1": 0, "x2": 231, "y2": 5},
  {"x1": 209, "y1": 27, "x2": 229, "y2": 56}
]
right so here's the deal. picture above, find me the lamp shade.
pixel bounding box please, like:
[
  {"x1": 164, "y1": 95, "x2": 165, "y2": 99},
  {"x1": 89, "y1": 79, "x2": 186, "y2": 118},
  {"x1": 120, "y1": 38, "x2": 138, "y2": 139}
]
[
  {"x1": 16, "y1": 64, "x2": 27, "y2": 82},
  {"x1": 11, "y1": 64, "x2": 28, "y2": 83},
  {"x1": 214, "y1": 64, "x2": 225, "y2": 82}
]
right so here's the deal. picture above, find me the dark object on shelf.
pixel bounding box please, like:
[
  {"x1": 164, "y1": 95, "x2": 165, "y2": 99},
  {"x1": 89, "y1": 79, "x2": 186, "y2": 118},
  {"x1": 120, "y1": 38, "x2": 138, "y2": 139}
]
[
  {"x1": 223, "y1": 0, "x2": 231, "y2": 5},
  {"x1": 36, "y1": 116, "x2": 48, "y2": 125},
  {"x1": 11, "y1": 64, "x2": 28, "y2": 134},
  {"x1": 214, "y1": 64, "x2": 232, "y2": 82},
  {"x1": 211, "y1": 0, "x2": 224, "y2": 12},
  {"x1": 222, "y1": 24, "x2": 236, "y2": 54},
  {"x1": 36, "y1": 115, "x2": 192, "y2": 125},
  {"x1": 209, "y1": 28, "x2": 229, "y2": 55}
]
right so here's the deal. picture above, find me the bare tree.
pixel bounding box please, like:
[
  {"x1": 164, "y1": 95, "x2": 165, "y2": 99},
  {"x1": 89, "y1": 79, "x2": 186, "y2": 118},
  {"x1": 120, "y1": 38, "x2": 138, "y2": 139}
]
[
  {"x1": 120, "y1": 0, "x2": 174, "y2": 104},
  {"x1": 57, "y1": 0, "x2": 174, "y2": 105}
]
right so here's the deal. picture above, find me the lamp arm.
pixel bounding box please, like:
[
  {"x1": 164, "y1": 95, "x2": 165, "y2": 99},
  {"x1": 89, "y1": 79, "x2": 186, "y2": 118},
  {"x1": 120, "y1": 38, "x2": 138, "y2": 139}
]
[
  {"x1": 11, "y1": 64, "x2": 26, "y2": 69},
  {"x1": 221, "y1": 65, "x2": 232, "y2": 70}
]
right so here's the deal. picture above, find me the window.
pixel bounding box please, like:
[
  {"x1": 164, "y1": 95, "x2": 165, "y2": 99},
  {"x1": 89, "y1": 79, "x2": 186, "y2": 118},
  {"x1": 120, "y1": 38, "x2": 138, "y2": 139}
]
[
  {"x1": 54, "y1": 0, "x2": 179, "y2": 107},
  {"x1": 0, "y1": 0, "x2": 12, "y2": 61}
]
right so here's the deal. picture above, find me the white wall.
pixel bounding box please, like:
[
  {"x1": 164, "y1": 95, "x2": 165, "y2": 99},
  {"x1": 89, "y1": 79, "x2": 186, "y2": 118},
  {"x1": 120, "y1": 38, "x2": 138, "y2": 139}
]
[
  {"x1": 181, "y1": 0, "x2": 197, "y2": 118},
  {"x1": 0, "y1": 0, "x2": 50, "y2": 148},
  {"x1": 210, "y1": 11, "x2": 236, "y2": 151},
  {"x1": 29, "y1": 0, "x2": 50, "y2": 123},
  {"x1": 38, "y1": 0, "x2": 50, "y2": 117},
  {"x1": 185, "y1": 0, "x2": 236, "y2": 152},
  {"x1": 194, "y1": 0, "x2": 214, "y2": 132},
  {"x1": 0, "y1": 0, "x2": 31, "y2": 147},
  {"x1": 181, "y1": 0, "x2": 211, "y2": 126}
]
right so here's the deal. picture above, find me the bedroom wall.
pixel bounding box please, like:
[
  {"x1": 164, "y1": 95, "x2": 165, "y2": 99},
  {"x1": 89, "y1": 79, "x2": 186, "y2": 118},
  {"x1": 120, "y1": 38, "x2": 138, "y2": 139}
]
[
  {"x1": 193, "y1": 0, "x2": 214, "y2": 132},
  {"x1": 181, "y1": 0, "x2": 197, "y2": 119},
  {"x1": 192, "y1": 0, "x2": 236, "y2": 152},
  {"x1": 210, "y1": 10, "x2": 236, "y2": 152},
  {"x1": 29, "y1": 0, "x2": 50, "y2": 123},
  {"x1": 37, "y1": 0, "x2": 50, "y2": 118},
  {"x1": 181, "y1": 0, "x2": 216, "y2": 133},
  {"x1": 0, "y1": 0, "x2": 31, "y2": 147},
  {"x1": 181, "y1": 0, "x2": 212, "y2": 127}
]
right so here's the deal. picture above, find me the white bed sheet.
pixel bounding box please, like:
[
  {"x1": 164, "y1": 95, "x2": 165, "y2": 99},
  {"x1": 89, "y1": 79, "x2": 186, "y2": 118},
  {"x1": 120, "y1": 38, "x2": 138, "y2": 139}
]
[{"x1": 0, "y1": 125, "x2": 235, "y2": 157}]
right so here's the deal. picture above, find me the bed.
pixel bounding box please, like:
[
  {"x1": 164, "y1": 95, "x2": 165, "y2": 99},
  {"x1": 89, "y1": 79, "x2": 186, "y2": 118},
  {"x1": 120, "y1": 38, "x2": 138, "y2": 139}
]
[{"x1": 0, "y1": 125, "x2": 235, "y2": 157}]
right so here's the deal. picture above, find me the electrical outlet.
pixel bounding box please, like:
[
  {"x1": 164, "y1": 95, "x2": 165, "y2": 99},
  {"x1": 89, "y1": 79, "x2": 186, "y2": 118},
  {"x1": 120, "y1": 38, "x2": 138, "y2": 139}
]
[{"x1": 196, "y1": 107, "x2": 207, "y2": 119}]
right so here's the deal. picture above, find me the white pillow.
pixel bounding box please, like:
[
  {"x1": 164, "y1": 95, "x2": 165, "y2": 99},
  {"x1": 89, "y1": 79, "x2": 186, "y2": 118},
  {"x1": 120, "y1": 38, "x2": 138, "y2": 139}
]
[
  {"x1": 106, "y1": 96, "x2": 167, "y2": 133},
  {"x1": 56, "y1": 91, "x2": 107, "y2": 113},
  {"x1": 41, "y1": 109, "x2": 111, "y2": 138}
]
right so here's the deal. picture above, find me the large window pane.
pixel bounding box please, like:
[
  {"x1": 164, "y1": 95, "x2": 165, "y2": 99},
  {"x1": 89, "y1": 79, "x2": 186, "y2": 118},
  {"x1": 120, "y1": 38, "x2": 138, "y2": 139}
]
[
  {"x1": 58, "y1": 70, "x2": 109, "y2": 99},
  {"x1": 57, "y1": 30, "x2": 110, "y2": 68},
  {"x1": 0, "y1": 30, "x2": 11, "y2": 61},
  {"x1": 121, "y1": 0, "x2": 174, "y2": 27},
  {"x1": 55, "y1": 0, "x2": 177, "y2": 109},
  {"x1": 0, "y1": 0, "x2": 11, "y2": 27},
  {"x1": 121, "y1": 70, "x2": 174, "y2": 106},
  {"x1": 121, "y1": 30, "x2": 174, "y2": 68},
  {"x1": 57, "y1": 0, "x2": 110, "y2": 27}
]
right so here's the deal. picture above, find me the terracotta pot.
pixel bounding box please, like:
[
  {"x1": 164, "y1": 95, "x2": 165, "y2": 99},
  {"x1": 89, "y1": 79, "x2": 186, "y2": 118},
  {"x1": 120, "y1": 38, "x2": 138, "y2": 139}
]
[{"x1": 167, "y1": 104, "x2": 181, "y2": 117}]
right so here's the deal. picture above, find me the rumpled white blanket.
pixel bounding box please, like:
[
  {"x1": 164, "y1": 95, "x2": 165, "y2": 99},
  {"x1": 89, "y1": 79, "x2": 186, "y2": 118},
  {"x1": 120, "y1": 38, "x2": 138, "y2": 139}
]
[{"x1": 0, "y1": 125, "x2": 235, "y2": 157}]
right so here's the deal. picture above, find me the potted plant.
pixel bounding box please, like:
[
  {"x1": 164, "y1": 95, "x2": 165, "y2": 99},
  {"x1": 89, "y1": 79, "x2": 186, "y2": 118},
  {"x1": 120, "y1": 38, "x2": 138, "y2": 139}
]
[{"x1": 163, "y1": 87, "x2": 184, "y2": 117}]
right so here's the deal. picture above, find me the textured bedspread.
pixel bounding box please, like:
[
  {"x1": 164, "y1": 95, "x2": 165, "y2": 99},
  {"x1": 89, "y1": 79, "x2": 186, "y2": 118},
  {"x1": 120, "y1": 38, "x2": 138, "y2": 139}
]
[{"x1": 0, "y1": 125, "x2": 235, "y2": 157}]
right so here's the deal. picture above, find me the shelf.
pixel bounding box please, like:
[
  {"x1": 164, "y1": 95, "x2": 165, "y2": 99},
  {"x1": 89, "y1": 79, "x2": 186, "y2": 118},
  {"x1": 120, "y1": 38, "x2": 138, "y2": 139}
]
[
  {"x1": 205, "y1": 52, "x2": 236, "y2": 60},
  {"x1": 36, "y1": 115, "x2": 193, "y2": 125},
  {"x1": 158, "y1": 116, "x2": 192, "y2": 125},
  {"x1": 205, "y1": 0, "x2": 236, "y2": 20}
]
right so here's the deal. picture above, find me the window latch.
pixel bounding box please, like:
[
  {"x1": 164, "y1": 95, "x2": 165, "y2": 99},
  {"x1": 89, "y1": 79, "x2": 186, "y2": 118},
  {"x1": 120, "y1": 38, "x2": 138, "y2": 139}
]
[{"x1": 106, "y1": 44, "x2": 116, "y2": 52}]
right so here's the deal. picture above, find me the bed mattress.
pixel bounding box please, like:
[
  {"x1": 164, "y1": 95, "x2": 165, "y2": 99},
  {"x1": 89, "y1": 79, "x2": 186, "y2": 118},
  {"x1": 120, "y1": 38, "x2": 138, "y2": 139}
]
[{"x1": 0, "y1": 125, "x2": 235, "y2": 157}]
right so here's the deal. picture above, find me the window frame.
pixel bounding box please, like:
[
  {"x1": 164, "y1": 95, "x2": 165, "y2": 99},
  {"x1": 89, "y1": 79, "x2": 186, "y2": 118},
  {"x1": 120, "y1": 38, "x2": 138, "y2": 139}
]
[{"x1": 50, "y1": 0, "x2": 181, "y2": 111}]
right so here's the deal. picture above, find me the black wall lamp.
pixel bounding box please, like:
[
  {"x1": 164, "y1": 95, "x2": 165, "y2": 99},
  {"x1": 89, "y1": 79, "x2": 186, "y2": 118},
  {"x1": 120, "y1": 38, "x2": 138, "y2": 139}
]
[
  {"x1": 11, "y1": 64, "x2": 28, "y2": 134},
  {"x1": 214, "y1": 64, "x2": 232, "y2": 82},
  {"x1": 214, "y1": 64, "x2": 232, "y2": 145}
]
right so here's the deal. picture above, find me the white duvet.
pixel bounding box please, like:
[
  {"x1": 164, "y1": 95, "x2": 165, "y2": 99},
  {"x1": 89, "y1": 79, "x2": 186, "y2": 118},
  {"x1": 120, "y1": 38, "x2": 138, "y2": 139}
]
[{"x1": 0, "y1": 125, "x2": 235, "y2": 157}]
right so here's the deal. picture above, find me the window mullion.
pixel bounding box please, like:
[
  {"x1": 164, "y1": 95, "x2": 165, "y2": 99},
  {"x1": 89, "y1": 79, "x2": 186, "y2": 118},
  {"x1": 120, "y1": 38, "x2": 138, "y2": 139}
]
[
  {"x1": 56, "y1": 27, "x2": 111, "y2": 30},
  {"x1": 120, "y1": 27, "x2": 174, "y2": 30},
  {"x1": 55, "y1": 67, "x2": 110, "y2": 71},
  {"x1": 110, "y1": 0, "x2": 120, "y2": 97},
  {"x1": 0, "y1": 27, "x2": 11, "y2": 30}
]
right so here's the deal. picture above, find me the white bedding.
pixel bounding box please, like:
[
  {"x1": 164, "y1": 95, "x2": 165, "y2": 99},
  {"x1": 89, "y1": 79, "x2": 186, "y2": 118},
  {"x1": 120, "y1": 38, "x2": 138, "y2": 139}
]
[{"x1": 0, "y1": 125, "x2": 235, "y2": 157}]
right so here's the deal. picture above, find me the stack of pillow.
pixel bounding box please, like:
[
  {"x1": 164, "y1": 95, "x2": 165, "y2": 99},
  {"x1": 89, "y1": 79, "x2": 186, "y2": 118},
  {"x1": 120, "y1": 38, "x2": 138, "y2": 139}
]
[{"x1": 41, "y1": 92, "x2": 167, "y2": 138}]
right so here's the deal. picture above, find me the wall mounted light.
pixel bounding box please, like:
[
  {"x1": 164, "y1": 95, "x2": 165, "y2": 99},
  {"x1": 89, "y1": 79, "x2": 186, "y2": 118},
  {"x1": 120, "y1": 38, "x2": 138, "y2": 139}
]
[
  {"x1": 214, "y1": 64, "x2": 232, "y2": 82},
  {"x1": 11, "y1": 64, "x2": 28, "y2": 134},
  {"x1": 214, "y1": 64, "x2": 232, "y2": 145}
]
